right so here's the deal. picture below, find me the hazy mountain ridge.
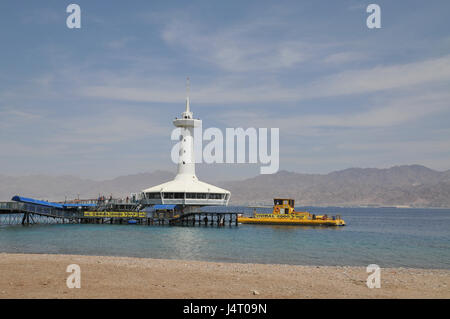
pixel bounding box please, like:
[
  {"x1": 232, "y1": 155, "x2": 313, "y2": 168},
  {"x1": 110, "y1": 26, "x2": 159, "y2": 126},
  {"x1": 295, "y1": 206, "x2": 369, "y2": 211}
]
[
  {"x1": 219, "y1": 165, "x2": 450, "y2": 207},
  {"x1": 0, "y1": 171, "x2": 174, "y2": 201},
  {"x1": 1, "y1": 165, "x2": 450, "y2": 207}
]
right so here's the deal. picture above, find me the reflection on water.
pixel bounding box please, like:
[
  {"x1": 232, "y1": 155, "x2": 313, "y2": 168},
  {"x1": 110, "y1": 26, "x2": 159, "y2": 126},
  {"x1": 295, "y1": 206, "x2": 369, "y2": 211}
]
[{"x1": 0, "y1": 207, "x2": 449, "y2": 268}]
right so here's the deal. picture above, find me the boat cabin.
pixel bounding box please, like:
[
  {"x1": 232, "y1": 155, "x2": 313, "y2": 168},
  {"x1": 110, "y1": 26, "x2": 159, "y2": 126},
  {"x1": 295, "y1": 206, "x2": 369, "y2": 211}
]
[{"x1": 273, "y1": 198, "x2": 295, "y2": 214}]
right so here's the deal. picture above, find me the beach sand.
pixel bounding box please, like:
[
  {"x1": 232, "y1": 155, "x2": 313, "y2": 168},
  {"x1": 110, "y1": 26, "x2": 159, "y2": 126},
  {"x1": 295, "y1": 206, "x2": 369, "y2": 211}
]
[{"x1": 0, "y1": 253, "x2": 448, "y2": 298}]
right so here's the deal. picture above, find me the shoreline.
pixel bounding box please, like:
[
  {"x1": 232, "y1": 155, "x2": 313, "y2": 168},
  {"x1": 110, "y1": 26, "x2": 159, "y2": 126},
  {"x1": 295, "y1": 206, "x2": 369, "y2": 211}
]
[
  {"x1": 1, "y1": 253, "x2": 449, "y2": 299},
  {"x1": 1, "y1": 251, "x2": 448, "y2": 271}
]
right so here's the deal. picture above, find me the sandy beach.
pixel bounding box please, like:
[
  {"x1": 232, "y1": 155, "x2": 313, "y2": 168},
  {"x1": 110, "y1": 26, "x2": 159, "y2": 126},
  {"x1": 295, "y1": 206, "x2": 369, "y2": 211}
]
[{"x1": 0, "y1": 253, "x2": 448, "y2": 299}]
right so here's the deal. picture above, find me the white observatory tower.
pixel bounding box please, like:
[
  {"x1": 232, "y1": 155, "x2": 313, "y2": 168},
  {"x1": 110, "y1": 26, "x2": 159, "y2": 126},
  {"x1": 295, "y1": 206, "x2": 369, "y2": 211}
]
[
  {"x1": 173, "y1": 77, "x2": 199, "y2": 179},
  {"x1": 141, "y1": 78, "x2": 230, "y2": 209}
]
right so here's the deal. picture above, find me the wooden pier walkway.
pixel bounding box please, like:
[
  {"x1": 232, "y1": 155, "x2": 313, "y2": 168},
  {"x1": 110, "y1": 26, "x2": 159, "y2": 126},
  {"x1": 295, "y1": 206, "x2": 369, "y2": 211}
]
[
  {"x1": 0, "y1": 201, "x2": 81, "y2": 225},
  {"x1": 0, "y1": 201, "x2": 240, "y2": 227}
]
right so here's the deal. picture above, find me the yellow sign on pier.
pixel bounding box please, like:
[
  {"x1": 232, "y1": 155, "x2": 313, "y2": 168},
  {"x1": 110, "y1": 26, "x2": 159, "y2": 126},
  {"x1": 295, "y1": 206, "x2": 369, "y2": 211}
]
[{"x1": 83, "y1": 211, "x2": 146, "y2": 218}]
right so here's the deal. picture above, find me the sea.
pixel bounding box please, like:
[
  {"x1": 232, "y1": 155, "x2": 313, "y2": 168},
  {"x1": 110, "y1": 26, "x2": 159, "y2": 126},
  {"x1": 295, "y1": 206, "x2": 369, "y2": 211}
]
[{"x1": 0, "y1": 207, "x2": 449, "y2": 269}]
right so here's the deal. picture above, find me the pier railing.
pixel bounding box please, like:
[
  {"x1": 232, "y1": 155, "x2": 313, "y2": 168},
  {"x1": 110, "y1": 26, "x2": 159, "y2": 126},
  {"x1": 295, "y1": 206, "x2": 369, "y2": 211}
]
[
  {"x1": 1, "y1": 201, "x2": 242, "y2": 227},
  {"x1": 0, "y1": 201, "x2": 79, "y2": 219}
]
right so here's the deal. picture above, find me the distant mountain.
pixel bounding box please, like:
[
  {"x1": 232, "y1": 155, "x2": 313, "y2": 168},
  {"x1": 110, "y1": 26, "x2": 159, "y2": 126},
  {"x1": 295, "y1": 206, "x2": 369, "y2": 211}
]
[
  {"x1": 1, "y1": 165, "x2": 450, "y2": 208},
  {"x1": 219, "y1": 165, "x2": 450, "y2": 207},
  {"x1": 0, "y1": 170, "x2": 173, "y2": 201}
]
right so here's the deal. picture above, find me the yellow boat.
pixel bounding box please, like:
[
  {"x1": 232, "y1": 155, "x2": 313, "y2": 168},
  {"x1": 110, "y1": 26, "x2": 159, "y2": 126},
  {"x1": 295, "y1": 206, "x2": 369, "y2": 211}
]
[{"x1": 238, "y1": 198, "x2": 345, "y2": 226}]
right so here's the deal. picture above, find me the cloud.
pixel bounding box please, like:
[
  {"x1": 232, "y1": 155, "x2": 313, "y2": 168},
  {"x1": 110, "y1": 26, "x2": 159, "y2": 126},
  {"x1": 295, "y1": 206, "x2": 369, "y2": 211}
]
[
  {"x1": 46, "y1": 113, "x2": 169, "y2": 145},
  {"x1": 20, "y1": 7, "x2": 60, "y2": 25},
  {"x1": 106, "y1": 37, "x2": 137, "y2": 50},
  {"x1": 0, "y1": 108, "x2": 42, "y2": 121},
  {"x1": 82, "y1": 86, "x2": 184, "y2": 104},
  {"x1": 161, "y1": 16, "x2": 310, "y2": 72},
  {"x1": 312, "y1": 55, "x2": 450, "y2": 97},
  {"x1": 79, "y1": 54, "x2": 450, "y2": 105},
  {"x1": 216, "y1": 90, "x2": 450, "y2": 130},
  {"x1": 323, "y1": 52, "x2": 367, "y2": 64}
]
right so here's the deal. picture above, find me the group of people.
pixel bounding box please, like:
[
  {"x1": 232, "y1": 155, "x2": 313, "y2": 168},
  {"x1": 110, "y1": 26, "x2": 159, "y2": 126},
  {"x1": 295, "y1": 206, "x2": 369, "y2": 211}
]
[{"x1": 96, "y1": 195, "x2": 130, "y2": 204}]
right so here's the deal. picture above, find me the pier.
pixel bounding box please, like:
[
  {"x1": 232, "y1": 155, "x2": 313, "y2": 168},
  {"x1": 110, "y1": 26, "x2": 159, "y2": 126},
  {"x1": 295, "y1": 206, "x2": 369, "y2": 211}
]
[
  {"x1": 0, "y1": 201, "x2": 81, "y2": 225},
  {"x1": 0, "y1": 200, "x2": 240, "y2": 227}
]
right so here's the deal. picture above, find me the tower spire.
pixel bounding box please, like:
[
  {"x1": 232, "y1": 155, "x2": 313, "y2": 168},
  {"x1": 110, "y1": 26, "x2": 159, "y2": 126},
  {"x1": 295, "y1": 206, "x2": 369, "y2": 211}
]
[{"x1": 186, "y1": 76, "x2": 190, "y2": 113}]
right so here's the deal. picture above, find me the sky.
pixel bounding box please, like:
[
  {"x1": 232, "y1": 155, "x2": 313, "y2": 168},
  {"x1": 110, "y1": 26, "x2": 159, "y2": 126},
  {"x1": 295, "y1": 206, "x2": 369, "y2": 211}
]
[{"x1": 0, "y1": 0, "x2": 449, "y2": 181}]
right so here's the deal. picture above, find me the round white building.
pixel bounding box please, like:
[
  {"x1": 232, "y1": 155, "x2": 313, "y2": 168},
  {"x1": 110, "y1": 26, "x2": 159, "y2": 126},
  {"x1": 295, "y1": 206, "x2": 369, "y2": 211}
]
[{"x1": 141, "y1": 91, "x2": 230, "y2": 209}]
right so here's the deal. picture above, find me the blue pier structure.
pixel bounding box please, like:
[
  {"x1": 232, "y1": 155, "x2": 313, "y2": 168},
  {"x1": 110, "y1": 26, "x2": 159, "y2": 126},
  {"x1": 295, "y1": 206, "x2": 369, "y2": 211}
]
[
  {"x1": 0, "y1": 196, "x2": 98, "y2": 225},
  {"x1": 0, "y1": 195, "x2": 239, "y2": 226}
]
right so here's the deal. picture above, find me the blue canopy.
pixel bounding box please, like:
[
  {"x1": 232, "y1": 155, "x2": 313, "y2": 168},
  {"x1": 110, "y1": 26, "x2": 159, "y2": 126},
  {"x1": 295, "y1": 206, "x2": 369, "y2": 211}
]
[
  {"x1": 11, "y1": 196, "x2": 97, "y2": 209},
  {"x1": 12, "y1": 196, "x2": 64, "y2": 209}
]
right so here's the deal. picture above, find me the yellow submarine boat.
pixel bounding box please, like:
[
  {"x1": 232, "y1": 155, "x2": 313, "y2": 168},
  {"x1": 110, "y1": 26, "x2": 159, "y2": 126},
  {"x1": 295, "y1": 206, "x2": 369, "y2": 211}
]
[{"x1": 238, "y1": 198, "x2": 345, "y2": 226}]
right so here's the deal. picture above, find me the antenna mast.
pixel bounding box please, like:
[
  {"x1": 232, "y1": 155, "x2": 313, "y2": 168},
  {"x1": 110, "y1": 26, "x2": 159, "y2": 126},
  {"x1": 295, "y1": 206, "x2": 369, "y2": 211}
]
[{"x1": 185, "y1": 76, "x2": 191, "y2": 113}]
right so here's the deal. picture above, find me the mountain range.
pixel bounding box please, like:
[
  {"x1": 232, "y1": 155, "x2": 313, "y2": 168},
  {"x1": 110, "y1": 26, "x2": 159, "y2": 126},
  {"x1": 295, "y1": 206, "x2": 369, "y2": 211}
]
[{"x1": 1, "y1": 165, "x2": 450, "y2": 208}]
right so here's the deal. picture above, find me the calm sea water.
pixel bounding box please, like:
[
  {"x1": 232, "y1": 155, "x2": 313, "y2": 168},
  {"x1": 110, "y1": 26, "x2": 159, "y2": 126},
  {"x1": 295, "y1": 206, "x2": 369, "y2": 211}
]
[{"x1": 0, "y1": 207, "x2": 449, "y2": 269}]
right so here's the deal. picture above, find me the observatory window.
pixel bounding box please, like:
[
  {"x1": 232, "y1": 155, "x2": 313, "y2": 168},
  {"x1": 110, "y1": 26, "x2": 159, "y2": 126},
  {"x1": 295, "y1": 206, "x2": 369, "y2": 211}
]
[
  {"x1": 174, "y1": 193, "x2": 184, "y2": 199},
  {"x1": 186, "y1": 193, "x2": 195, "y2": 199},
  {"x1": 146, "y1": 193, "x2": 161, "y2": 199}
]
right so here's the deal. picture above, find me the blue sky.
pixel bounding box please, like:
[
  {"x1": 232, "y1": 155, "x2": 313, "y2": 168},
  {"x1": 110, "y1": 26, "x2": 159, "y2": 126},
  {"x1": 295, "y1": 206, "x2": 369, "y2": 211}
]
[{"x1": 0, "y1": 0, "x2": 449, "y2": 180}]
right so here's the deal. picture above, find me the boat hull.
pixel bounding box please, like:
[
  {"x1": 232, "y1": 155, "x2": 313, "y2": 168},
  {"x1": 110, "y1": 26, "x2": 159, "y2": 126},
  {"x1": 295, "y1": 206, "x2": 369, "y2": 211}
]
[{"x1": 238, "y1": 217, "x2": 345, "y2": 226}]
